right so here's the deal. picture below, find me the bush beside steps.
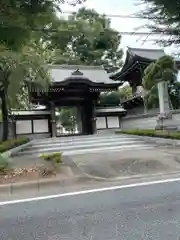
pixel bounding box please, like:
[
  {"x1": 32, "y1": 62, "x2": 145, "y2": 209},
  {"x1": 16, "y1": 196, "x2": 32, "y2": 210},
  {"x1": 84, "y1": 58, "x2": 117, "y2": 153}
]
[
  {"x1": 40, "y1": 153, "x2": 62, "y2": 176},
  {"x1": 115, "y1": 129, "x2": 180, "y2": 139},
  {"x1": 0, "y1": 137, "x2": 30, "y2": 153}
]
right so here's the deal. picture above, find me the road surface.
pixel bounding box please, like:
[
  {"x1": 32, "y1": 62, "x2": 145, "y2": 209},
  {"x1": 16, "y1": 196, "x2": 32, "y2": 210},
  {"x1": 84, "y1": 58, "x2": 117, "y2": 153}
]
[{"x1": 1, "y1": 180, "x2": 180, "y2": 239}]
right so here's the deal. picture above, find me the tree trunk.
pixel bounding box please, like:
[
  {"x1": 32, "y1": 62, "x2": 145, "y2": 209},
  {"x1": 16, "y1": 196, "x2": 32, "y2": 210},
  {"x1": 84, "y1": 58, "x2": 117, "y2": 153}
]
[{"x1": 1, "y1": 88, "x2": 9, "y2": 141}]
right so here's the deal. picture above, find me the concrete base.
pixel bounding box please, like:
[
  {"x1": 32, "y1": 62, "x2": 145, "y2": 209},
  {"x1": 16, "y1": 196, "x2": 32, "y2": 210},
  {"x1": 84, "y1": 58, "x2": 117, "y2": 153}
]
[{"x1": 155, "y1": 117, "x2": 178, "y2": 131}]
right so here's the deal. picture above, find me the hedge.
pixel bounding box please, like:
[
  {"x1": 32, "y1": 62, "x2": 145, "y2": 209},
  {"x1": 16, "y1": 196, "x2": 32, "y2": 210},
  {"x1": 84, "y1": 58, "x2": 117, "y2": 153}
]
[
  {"x1": 115, "y1": 129, "x2": 180, "y2": 139},
  {"x1": 0, "y1": 137, "x2": 30, "y2": 153}
]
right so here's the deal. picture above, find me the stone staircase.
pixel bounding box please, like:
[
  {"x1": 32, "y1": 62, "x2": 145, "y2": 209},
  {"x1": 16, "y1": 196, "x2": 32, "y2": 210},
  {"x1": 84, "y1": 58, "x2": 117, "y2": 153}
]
[{"x1": 15, "y1": 133, "x2": 155, "y2": 158}]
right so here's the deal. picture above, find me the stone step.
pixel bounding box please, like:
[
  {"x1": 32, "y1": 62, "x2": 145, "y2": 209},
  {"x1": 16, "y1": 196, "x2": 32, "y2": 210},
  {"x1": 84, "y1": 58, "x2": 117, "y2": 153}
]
[
  {"x1": 25, "y1": 138, "x2": 141, "y2": 150},
  {"x1": 30, "y1": 134, "x2": 132, "y2": 145},
  {"x1": 14, "y1": 144, "x2": 154, "y2": 158},
  {"x1": 12, "y1": 133, "x2": 155, "y2": 159},
  {"x1": 16, "y1": 140, "x2": 154, "y2": 157}
]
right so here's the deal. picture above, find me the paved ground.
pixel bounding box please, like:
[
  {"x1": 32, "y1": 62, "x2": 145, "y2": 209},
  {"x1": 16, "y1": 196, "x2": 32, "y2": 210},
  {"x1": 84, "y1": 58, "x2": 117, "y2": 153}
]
[
  {"x1": 11, "y1": 133, "x2": 155, "y2": 168},
  {"x1": 71, "y1": 148, "x2": 180, "y2": 179},
  {"x1": 10, "y1": 133, "x2": 180, "y2": 180},
  {"x1": 1, "y1": 180, "x2": 180, "y2": 239}
]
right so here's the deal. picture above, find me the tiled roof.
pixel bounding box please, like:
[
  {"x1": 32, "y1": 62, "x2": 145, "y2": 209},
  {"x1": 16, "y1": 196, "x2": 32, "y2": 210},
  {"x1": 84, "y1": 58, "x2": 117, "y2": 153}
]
[
  {"x1": 110, "y1": 47, "x2": 166, "y2": 79},
  {"x1": 49, "y1": 65, "x2": 118, "y2": 84},
  {"x1": 95, "y1": 107, "x2": 126, "y2": 113},
  {"x1": 128, "y1": 47, "x2": 165, "y2": 60}
]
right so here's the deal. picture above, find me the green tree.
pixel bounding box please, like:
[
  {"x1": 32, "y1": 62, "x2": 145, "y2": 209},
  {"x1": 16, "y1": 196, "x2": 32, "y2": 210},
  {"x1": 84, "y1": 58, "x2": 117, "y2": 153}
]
[
  {"x1": 0, "y1": 42, "x2": 51, "y2": 140},
  {"x1": 98, "y1": 92, "x2": 121, "y2": 106},
  {"x1": 0, "y1": 0, "x2": 84, "y2": 140},
  {"x1": 139, "y1": 0, "x2": 180, "y2": 46},
  {"x1": 119, "y1": 86, "x2": 133, "y2": 101},
  {"x1": 0, "y1": 0, "x2": 59, "y2": 140},
  {"x1": 45, "y1": 8, "x2": 123, "y2": 73},
  {"x1": 142, "y1": 55, "x2": 179, "y2": 109},
  {"x1": 58, "y1": 108, "x2": 77, "y2": 133},
  {"x1": 0, "y1": 0, "x2": 62, "y2": 50},
  {"x1": 97, "y1": 86, "x2": 133, "y2": 106}
]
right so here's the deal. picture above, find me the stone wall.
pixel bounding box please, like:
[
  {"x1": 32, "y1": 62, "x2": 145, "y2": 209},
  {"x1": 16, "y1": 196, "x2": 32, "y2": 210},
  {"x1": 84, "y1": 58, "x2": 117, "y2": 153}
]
[{"x1": 120, "y1": 110, "x2": 180, "y2": 130}]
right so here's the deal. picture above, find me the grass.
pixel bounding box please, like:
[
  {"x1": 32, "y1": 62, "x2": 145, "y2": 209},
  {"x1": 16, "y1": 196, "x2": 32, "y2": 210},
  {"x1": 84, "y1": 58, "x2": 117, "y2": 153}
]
[
  {"x1": 115, "y1": 129, "x2": 180, "y2": 139},
  {"x1": 0, "y1": 137, "x2": 30, "y2": 153}
]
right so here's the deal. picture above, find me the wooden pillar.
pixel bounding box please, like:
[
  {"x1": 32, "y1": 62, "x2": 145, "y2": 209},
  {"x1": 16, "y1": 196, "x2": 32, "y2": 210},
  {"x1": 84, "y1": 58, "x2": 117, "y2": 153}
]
[
  {"x1": 81, "y1": 100, "x2": 95, "y2": 135},
  {"x1": 76, "y1": 106, "x2": 82, "y2": 134},
  {"x1": 81, "y1": 104, "x2": 87, "y2": 135},
  {"x1": 91, "y1": 101, "x2": 96, "y2": 134},
  {"x1": 132, "y1": 84, "x2": 137, "y2": 96},
  {"x1": 50, "y1": 101, "x2": 56, "y2": 137}
]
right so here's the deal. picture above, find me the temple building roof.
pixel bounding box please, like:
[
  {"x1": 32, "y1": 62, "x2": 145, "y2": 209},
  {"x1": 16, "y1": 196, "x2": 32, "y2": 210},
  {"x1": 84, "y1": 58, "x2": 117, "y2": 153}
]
[
  {"x1": 110, "y1": 47, "x2": 165, "y2": 81},
  {"x1": 28, "y1": 64, "x2": 120, "y2": 106},
  {"x1": 127, "y1": 47, "x2": 165, "y2": 60},
  {"x1": 49, "y1": 64, "x2": 119, "y2": 86}
]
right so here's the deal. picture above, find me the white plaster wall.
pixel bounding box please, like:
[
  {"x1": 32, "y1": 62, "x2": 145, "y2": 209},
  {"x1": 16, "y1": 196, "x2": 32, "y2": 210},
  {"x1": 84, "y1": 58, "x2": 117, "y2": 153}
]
[
  {"x1": 96, "y1": 117, "x2": 106, "y2": 129},
  {"x1": 33, "y1": 119, "x2": 49, "y2": 133},
  {"x1": 107, "y1": 116, "x2": 119, "y2": 128},
  {"x1": 16, "y1": 120, "x2": 32, "y2": 134}
]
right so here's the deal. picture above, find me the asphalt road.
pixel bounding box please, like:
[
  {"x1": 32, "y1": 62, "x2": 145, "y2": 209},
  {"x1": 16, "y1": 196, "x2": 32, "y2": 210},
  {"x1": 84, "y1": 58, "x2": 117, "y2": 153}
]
[{"x1": 1, "y1": 181, "x2": 180, "y2": 239}]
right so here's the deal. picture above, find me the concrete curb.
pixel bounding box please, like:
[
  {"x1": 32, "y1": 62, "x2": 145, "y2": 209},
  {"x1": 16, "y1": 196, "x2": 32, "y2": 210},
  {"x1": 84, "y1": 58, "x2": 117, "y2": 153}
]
[
  {"x1": 115, "y1": 133, "x2": 180, "y2": 146},
  {"x1": 1, "y1": 171, "x2": 180, "y2": 194},
  {"x1": 2, "y1": 140, "x2": 34, "y2": 159},
  {"x1": 0, "y1": 176, "x2": 87, "y2": 194}
]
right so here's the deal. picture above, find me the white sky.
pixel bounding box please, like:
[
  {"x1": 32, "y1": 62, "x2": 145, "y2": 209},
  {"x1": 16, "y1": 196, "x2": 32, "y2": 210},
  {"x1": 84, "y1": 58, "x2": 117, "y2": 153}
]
[{"x1": 60, "y1": 0, "x2": 177, "y2": 56}]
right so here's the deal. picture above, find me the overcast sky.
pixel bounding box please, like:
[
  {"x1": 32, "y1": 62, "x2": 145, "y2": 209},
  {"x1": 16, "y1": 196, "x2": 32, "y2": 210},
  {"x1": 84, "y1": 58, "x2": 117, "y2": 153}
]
[{"x1": 61, "y1": 0, "x2": 176, "y2": 56}]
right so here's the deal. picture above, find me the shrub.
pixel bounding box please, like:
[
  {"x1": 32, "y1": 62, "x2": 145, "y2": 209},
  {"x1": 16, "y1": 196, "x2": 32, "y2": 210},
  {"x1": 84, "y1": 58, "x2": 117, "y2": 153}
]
[
  {"x1": 0, "y1": 137, "x2": 29, "y2": 153},
  {"x1": 0, "y1": 155, "x2": 11, "y2": 174},
  {"x1": 115, "y1": 129, "x2": 180, "y2": 139},
  {"x1": 40, "y1": 153, "x2": 62, "y2": 175},
  {"x1": 40, "y1": 152, "x2": 62, "y2": 164}
]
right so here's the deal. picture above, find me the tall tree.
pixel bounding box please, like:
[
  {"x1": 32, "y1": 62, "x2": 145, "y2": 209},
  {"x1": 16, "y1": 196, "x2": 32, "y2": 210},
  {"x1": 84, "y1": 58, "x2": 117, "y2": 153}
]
[
  {"x1": 0, "y1": 42, "x2": 51, "y2": 140},
  {"x1": 0, "y1": 0, "x2": 84, "y2": 140},
  {"x1": 45, "y1": 8, "x2": 123, "y2": 73},
  {"x1": 0, "y1": 0, "x2": 58, "y2": 140},
  {"x1": 139, "y1": 0, "x2": 180, "y2": 46},
  {"x1": 142, "y1": 55, "x2": 179, "y2": 109},
  {"x1": 0, "y1": 0, "x2": 61, "y2": 50}
]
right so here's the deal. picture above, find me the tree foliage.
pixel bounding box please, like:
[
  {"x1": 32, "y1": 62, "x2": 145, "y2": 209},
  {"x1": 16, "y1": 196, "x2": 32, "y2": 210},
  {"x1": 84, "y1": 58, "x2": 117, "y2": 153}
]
[
  {"x1": 0, "y1": 42, "x2": 52, "y2": 107},
  {"x1": 143, "y1": 55, "x2": 177, "y2": 90},
  {"x1": 142, "y1": 55, "x2": 180, "y2": 109},
  {"x1": 119, "y1": 86, "x2": 133, "y2": 101},
  {"x1": 98, "y1": 92, "x2": 121, "y2": 106},
  {"x1": 57, "y1": 108, "x2": 77, "y2": 133},
  {"x1": 0, "y1": 0, "x2": 62, "y2": 50},
  {"x1": 139, "y1": 0, "x2": 180, "y2": 46},
  {"x1": 98, "y1": 86, "x2": 133, "y2": 106},
  {"x1": 44, "y1": 8, "x2": 123, "y2": 73},
  {"x1": 0, "y1": 0, "x2": 84, "y2": 140}
]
